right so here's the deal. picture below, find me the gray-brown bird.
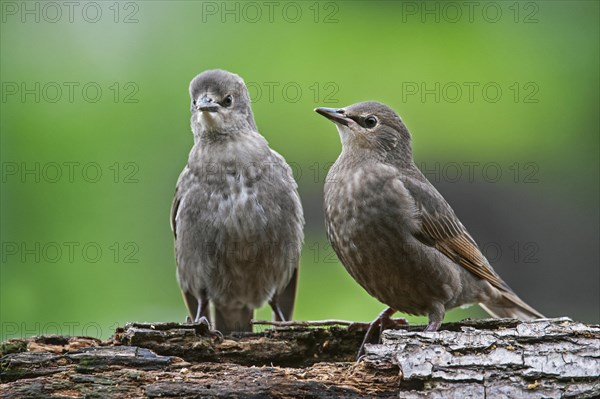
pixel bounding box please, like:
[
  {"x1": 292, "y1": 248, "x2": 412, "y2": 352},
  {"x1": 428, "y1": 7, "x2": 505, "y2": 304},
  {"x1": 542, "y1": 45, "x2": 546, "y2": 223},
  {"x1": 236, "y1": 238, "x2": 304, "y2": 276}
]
[
  {"x1": 171, "y1": 69, "x2": 304, "y2": 333},
  {"x1": 315, "y1": 102, "x2": 543, "y2": 348}
]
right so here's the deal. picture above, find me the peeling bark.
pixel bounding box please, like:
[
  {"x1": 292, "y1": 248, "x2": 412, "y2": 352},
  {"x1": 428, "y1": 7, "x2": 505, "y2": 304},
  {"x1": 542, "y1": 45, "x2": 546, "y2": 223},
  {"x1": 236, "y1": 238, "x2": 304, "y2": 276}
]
[{"x1": 1, "y1": 318, "x2": 598, "y2": 398}]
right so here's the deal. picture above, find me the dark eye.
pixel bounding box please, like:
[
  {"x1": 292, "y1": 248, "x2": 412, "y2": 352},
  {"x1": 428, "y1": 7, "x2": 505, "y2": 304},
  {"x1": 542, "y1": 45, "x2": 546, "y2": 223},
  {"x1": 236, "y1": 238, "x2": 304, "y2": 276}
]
[
  {"x1": 222, "y1": 95, "x2": 233, "y2": 107},
  {"x1": 364, "y1": 116, "x2": 377, "y2": 128}
]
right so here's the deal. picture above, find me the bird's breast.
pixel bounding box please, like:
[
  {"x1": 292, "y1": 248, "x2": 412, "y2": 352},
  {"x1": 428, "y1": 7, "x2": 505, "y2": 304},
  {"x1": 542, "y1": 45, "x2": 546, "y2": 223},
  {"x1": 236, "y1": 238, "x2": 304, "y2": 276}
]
[
  {"x1": 185, "y1": 140, "x2": 297, "y2": 242},
  {"x1": 324, "y1": 164, "x2": 417, "y2": 238},
  {"x1": 324, "y1": 164, "x2": 439, "y2": 313}
]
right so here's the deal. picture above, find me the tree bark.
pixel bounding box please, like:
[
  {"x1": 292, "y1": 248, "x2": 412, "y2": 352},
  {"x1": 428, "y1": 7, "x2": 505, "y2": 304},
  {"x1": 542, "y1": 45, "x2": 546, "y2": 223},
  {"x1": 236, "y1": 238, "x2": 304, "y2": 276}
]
[{"x1": 1, "y1": 317, "x2": 598, "y2": 398}]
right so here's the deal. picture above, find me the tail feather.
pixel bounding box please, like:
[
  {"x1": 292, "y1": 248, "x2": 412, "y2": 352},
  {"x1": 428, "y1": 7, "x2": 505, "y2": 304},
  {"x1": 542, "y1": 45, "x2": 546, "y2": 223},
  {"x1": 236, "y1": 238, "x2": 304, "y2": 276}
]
[
  {"x1": 213, "y1": 305, "x2": 253, "y2": 334},
  {"x1": 480, "y1": 291, "x2": 544, "y2": 321}
]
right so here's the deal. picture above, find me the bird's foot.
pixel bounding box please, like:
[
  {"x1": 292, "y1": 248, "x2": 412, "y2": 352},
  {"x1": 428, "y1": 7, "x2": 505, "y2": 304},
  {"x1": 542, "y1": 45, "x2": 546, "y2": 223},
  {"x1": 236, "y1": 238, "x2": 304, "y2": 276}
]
[
  {"x1": 184, "y1": 316, "x2": 224, "y2": 341},
  {"x1": 357, "y1": 308, "x2": 406, "y2": 361},
  {"x1": 195, "y1": 315, "x2": 210, "y2": 326},
  {"x1": 381, "y1": 316, "x2": 408, "y2": 331},
  {"x1": 185, "y1": 315, "x2": 210, "y2": 327},
  {"x1": 197, "y1": 317, "x2": 224, "y2": 341},
  {"x1": 205, "y1": 328, "x2": 224, "y2": 342}
]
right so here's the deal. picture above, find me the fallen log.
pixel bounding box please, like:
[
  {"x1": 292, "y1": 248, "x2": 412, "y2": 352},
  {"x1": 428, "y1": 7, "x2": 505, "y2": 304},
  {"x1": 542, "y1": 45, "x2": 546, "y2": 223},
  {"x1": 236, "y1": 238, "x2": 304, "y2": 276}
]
[{"x1": 1, "y1": 317, "x2": 598, "y2": 398}]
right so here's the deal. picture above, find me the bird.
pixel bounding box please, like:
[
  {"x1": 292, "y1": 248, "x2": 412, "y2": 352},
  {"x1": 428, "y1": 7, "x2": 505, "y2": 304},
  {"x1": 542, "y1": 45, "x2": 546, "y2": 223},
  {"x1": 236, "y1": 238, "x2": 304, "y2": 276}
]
[
  {"x1": 171, "y1": 69, "x2": 304, "y2": 333},
  {"x1": 315, "y1": 102, "x2": 544, "y2": 352}
]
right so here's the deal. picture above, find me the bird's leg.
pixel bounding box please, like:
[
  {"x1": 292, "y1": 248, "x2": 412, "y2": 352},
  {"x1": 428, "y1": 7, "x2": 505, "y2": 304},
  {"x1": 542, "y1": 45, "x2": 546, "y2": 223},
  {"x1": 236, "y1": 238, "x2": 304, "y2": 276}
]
[
  {"x1": 269, "y1": 299, "x2": 286, "y2": 321},
  {"x1": 357, "y1": 308, "x2": 400, "y2": 360},
  {"x1": 183, "y1": 290, "x2": 211, "y2": 326},
  {"x1": 424, "y1": 321, "x2": 441, "y2": 332},
  {"x1": 425, "y1": 307, "x2": 443, "y2": 332},
  {"x1": 194, "y1": 302, "x2": 203, "y2": 323},
  {"x1": 188, "y1": 298, "x2": 222, "y2": 340},
  {"x1": 195, "y1": 298, "x2": 211, "y2": 325}
]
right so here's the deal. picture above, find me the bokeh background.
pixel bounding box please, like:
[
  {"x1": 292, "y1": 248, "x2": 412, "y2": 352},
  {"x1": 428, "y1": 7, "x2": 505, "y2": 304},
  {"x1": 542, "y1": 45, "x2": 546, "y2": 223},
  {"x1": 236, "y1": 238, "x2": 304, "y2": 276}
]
[{"x1": 1, "y1": 1, "x2": 598, "y2": 341}]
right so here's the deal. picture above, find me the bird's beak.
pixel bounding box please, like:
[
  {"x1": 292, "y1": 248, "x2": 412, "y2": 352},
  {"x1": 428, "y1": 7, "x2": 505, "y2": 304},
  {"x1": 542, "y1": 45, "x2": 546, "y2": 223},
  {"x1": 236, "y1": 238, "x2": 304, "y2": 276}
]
[
  {"x1": 314, "y1": 107, "x2": 350, "y2": 126},
  {"x1": 197, "y1": 95, "x2": 220, "y2": 112}
]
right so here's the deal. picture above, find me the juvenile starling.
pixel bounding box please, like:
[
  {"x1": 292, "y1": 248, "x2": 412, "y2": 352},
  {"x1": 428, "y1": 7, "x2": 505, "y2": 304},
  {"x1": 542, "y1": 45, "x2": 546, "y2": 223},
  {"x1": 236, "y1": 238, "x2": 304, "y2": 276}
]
[
  {"x1": 171, "y1": 69, "x2": 304, "y2": 333},
  {"x1": 315, "y1": 102, "x2": 543, "y2": 348}
]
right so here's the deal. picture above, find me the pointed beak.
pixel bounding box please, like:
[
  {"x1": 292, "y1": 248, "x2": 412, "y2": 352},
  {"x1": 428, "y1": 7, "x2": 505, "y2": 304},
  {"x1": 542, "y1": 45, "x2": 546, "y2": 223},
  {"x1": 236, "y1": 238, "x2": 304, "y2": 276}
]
[
  {"x1": 314, "y1": 107, "x2": 350, "y2": 126},
  {"x1": 196, "y1": 95, "x2": 220, "y2": 112}
]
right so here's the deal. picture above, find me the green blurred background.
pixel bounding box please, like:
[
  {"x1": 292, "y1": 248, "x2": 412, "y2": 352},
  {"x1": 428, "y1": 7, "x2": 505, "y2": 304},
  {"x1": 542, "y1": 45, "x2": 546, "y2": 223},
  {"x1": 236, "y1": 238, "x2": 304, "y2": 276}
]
[{"x1": 1, "y1": 1, "x2": 598, "y2": 340}]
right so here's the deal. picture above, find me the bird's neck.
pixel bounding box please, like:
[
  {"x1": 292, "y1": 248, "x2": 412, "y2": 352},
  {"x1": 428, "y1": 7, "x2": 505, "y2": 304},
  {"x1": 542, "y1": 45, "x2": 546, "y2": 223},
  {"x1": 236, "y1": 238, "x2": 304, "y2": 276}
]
[
  {"x1": 337, "y1": 143, "x2": 416, "y2": 172},
  {"x1": 191, "y1": 113, "x2": 258, "y2": 144},
  {"x1": 188, "y1": 129, "x2": 269, "y2": 167},
  {"x1": 384, "y1": 149, "x2": 417, "y2": 171}
]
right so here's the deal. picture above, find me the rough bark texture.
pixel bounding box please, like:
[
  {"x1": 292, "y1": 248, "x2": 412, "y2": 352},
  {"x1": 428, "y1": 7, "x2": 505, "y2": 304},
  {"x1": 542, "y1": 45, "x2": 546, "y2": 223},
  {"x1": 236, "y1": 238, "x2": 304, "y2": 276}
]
[{"x1": 1, "y1": 318, "x2": 598, "y2": 398}]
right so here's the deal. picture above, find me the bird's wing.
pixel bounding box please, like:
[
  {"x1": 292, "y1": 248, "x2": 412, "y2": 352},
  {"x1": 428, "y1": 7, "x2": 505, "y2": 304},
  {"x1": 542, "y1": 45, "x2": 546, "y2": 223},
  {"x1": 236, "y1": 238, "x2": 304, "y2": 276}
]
[
  {"x1": 171, "y1": 165, "x2": 193, "y2": 240},
  {"x1": 171, "y1": 165, "x2": 209, "y2": 321},
  {"x1": 402, "y1": 177, "x2": 512, "y2": 293},
  {"x1": 170, "y1": 175, "x2": 183, "y2": 240},
  {"x1": 267, "y1": 149, "x2": 304, "y2": 321},
  {"x1": 170, "y1": 189, "x2": 181, "y2": 240}
]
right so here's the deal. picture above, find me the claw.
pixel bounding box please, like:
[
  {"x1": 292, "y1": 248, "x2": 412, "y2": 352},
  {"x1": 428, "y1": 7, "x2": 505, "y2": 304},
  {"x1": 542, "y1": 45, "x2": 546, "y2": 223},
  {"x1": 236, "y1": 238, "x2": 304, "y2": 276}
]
[{"x1": 189, "y1": 316, "x2": 223, "y2": 342}]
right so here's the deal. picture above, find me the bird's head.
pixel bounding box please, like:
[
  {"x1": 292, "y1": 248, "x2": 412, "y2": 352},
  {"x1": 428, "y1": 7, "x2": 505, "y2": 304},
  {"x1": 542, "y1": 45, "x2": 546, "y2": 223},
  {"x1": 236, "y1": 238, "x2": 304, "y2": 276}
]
[
  {"x1": 189, "y1": 69, "x2": 256, "y2": 139},
  {"x1": 315, "y1": 101, "x2": 413, "y2": 163}
]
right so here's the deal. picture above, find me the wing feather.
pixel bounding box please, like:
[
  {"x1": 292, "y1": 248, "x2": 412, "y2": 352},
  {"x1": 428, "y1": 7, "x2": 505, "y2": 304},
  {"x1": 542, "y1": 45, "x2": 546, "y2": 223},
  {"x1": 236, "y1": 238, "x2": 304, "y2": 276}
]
[
  {"x1": 404, "y1": 177, "x2": 511, "y2": 292},
  {"x1": 170, "y1": 191, "x2": 180, "y2": 239}
]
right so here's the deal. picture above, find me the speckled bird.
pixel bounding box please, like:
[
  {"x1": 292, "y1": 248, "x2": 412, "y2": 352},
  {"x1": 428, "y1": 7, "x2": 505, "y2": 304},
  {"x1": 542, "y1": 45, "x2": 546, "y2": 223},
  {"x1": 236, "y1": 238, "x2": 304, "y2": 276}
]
[
  {"x1": 171, "y1": 69, "x2": 304, "y2": 333},
  {"x1": 316, "y1": 102, "x2": 543, "y2": 344}
]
